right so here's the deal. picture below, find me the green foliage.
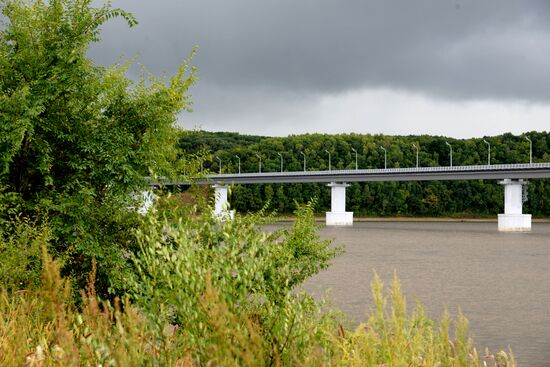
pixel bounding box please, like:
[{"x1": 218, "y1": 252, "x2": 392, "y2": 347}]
[
  {"x1": 331, "y1": 273, "x2": 517, "y2": 367},
  {"x1": 129, "y1": 200, "x2": 341, "y2": 363},
  {"x1": 0, "y1": 0, "x2": 195, "y2": 296},
  {"x1": 179, "y1": 130, "x2": 265, "y2": 152},
  {"x1": 0, "y1": 218, "x2": 47, "y2": 292},
  {"x1": 0, "y1": 242, "x2": 516, "y2": 366},
  {"x1": 276, "y1": 201, "x2": 343, "y2": 292},
  {"x1": 180, "y1": 131, "x2": 550, "y2": 217}
]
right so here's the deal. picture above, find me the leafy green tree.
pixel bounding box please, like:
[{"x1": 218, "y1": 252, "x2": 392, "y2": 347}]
[{"x1": 0, "y1": 0, "x2": 195, "y2": 296}]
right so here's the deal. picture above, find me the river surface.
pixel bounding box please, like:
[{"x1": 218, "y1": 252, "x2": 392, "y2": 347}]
[{"x1": 276, "y1": 221, "x2": 550, "y2": 366}]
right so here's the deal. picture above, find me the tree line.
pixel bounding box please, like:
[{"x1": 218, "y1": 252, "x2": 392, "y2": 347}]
[{"x1": 179, "y1": 130, "x2": 550, "y2": 216}]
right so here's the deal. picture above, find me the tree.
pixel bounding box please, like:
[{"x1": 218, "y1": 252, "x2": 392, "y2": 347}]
[
  {"x1": 180, "y1": 130, "x2": 550, "y2": 217},
  {"x1": 0, "y1": 0, "x2": 195, "y2": 296}
]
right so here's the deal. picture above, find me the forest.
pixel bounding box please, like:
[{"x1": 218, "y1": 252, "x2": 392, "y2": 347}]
[{"x1": 179, "y1": 130, "x2": 550, "y2": 216}]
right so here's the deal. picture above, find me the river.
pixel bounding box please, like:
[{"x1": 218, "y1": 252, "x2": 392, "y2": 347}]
[{"x1": 280, "y1": 221, "x2": 549, "y2": 366}]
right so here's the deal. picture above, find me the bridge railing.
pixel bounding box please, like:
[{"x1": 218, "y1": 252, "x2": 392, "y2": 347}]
[{"x1": 209, "y1": 162, "x2": 550, "y2": 178}]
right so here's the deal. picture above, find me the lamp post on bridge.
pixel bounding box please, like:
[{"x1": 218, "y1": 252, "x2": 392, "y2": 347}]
[
  {"x1": 483, "y1": 139, "x2": 491, "y2": 165},
  {"x1": 300, "y1": 151, "x2": 306, "y2": 171},
  {"x1": 325, "y1": 150, "x2": 331, "y2": 171},
  {"x1": 525, "y1": 136, "x2": 532, "y2": 164},
  {"x1": 412, "y1": 143, "x2": 419, "y2": 168},
  {"x1": 351, "y1": 148, "x2": 358, "y2": 170},
  {"x1": 277, "y1": 152, "x2": 283, "y2": 173},
  {"x1": 235, "y1": 155, "x2": 241, "y2": 174},
  {"x1": 256, "y1": 154, "x2": 262, "y2": 173},
  {"x1": 379, "y1": 146, "x2": 387, "y2": 169},
  {"x1": 445, "y1": 142, "x2": 453, "y2": 167},
  {"x1": 215, "y1": 156, "x2": 222, "y2": 174}
]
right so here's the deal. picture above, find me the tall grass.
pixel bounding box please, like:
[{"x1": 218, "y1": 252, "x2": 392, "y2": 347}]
[
  {"x1": 330, "y1": 273, "x2": 516, "y2": 366},
  {"x1": 0, "y1": 199, "x2": 517, "y2": 366},
  {"x1": 0, "y1": 249, "x2": 516, "y2": 366}
]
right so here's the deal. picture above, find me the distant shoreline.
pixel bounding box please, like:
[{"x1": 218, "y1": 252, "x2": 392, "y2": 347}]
[{"x1": 274, "y1": 216, "x2": 550, "y2": 223}]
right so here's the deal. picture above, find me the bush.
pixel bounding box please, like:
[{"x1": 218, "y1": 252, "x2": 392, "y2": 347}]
[
  {"x1": 0, "y1": 241, "x2": 516, "y2": 366},
  {"x1": 128, "y1": 200, "x2": 341, "y2": 364},
  {"x1": 0, "y1": 218, "x2": 47, "y2": 292},
  {"x1": 0, "y1": 0, "x2": 195, "y2": 298}
]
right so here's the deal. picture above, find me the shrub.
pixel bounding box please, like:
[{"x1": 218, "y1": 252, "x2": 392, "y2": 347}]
[
  {"x1": 0, "y1": 243, "x2": 516, "y2": 366},
  {"x1": 0, "y1": 182, "x2": 517, "y2": 366},
  {"x1": 0, "y1": 218, "x2": 47, "y2": 292},
  {"x1": 128, "y1": 200, "x2": 341, "y2": 364},
  {"x1": 0, "y1": 0, "x2": 195, "y2": 298}
]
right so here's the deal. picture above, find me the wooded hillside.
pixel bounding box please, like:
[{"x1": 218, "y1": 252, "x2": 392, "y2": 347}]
[{"x1": 179, "y1": 131, "x2": 550, "y2": 216}]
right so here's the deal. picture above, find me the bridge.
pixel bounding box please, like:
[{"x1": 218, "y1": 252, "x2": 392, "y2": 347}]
[{"x1": 176, "y1": 162, "x2": 550, "y2": 232}]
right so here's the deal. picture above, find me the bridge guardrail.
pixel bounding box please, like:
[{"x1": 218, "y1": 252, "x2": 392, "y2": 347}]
[
  {"x1": 159, "y1": 162, "x2": 550, "y2": 185},
  {"x1": 210, "y1": 162, "x2": 550, "y2": 178}
]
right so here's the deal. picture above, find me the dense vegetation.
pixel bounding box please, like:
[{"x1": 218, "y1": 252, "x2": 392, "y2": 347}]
[
  {"x1": 0, "y1": 0, "x2": 520, "y2": 365},
  {"x1": 1, "y1": 208, "x2": 516, "y2": 366},
  {"x1": 179, "y1": 131, "x2": 550, "y2": 216},
  {"x1": 0, "y1": 0, "x2": 194, "y2": 297}
]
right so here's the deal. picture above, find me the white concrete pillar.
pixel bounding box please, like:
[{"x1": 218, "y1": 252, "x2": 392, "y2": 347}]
[
  {"x1": 130, "y1": 190, "x2": 156, "y2": 215},
  {"x1": 498, "y1": 179, "x2": 531, "y2": 231},
  {"x1": 326, "y1": 182, "x2": 353, "y2": 226},
  {"x1": 213, "y1": 184, "x2": 235, "y2": 220},
  {"x1": 138, "y1": 190, "x2": 156, "y2": 215}
]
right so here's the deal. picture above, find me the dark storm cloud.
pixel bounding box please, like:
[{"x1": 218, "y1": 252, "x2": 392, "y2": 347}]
[{"x1": 90, "y1": 0, "x2": 550, "y2": 102}]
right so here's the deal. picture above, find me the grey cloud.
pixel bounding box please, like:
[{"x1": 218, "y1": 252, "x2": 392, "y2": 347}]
[{"x1": 89, "y1": 0, "x2": 550, "y2": 102}]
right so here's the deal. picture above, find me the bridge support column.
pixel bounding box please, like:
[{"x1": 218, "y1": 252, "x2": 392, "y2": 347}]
[
  {"x1": 213, "y1": 184, "x2": 235, "y2": 220},
  {"x1": 326, "y1": 182, "x2": 353, "y2": 226},
  {"x1": 498, "y1": 179, "x2": 531, "y2": 232}
]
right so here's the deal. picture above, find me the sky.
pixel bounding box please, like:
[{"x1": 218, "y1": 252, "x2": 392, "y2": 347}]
[{"x1": 88, "y1": 0, "x2": 550, "y2": 138}]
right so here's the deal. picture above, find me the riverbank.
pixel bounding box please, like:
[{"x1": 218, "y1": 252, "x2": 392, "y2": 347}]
[{"x1": 275, "y1": 216, "x2": 550, "y2": 223}]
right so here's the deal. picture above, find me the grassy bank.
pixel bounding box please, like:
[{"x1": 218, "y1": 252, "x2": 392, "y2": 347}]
[
  {"x1": 1, "y1": 250, "x2": 516, "y2": 366},
  {"x1": 1, "y1": 205, "x2": 518, "y2": 366}
]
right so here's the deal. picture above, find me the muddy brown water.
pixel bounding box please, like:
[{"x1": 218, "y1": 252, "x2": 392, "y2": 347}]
[{"x1": 269, "y1": 221, "x2": 550, "y2": 366}]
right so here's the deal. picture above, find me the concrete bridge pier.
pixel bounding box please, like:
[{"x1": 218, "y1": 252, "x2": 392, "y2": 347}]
[
  {"x1": 326, "y1": 182, "x2": 353, "y2": 226},
  {"x1": 213, "y1": 184, "x2": 235, "y2": 220},
  {"x1": 498, "y1": 179, "x2": 531, "y2": 232}
]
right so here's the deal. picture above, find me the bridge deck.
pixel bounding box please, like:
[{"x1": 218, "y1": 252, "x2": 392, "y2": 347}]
[{"x1": 175, "y1": 162, "x2": 550, "y2": 185}]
